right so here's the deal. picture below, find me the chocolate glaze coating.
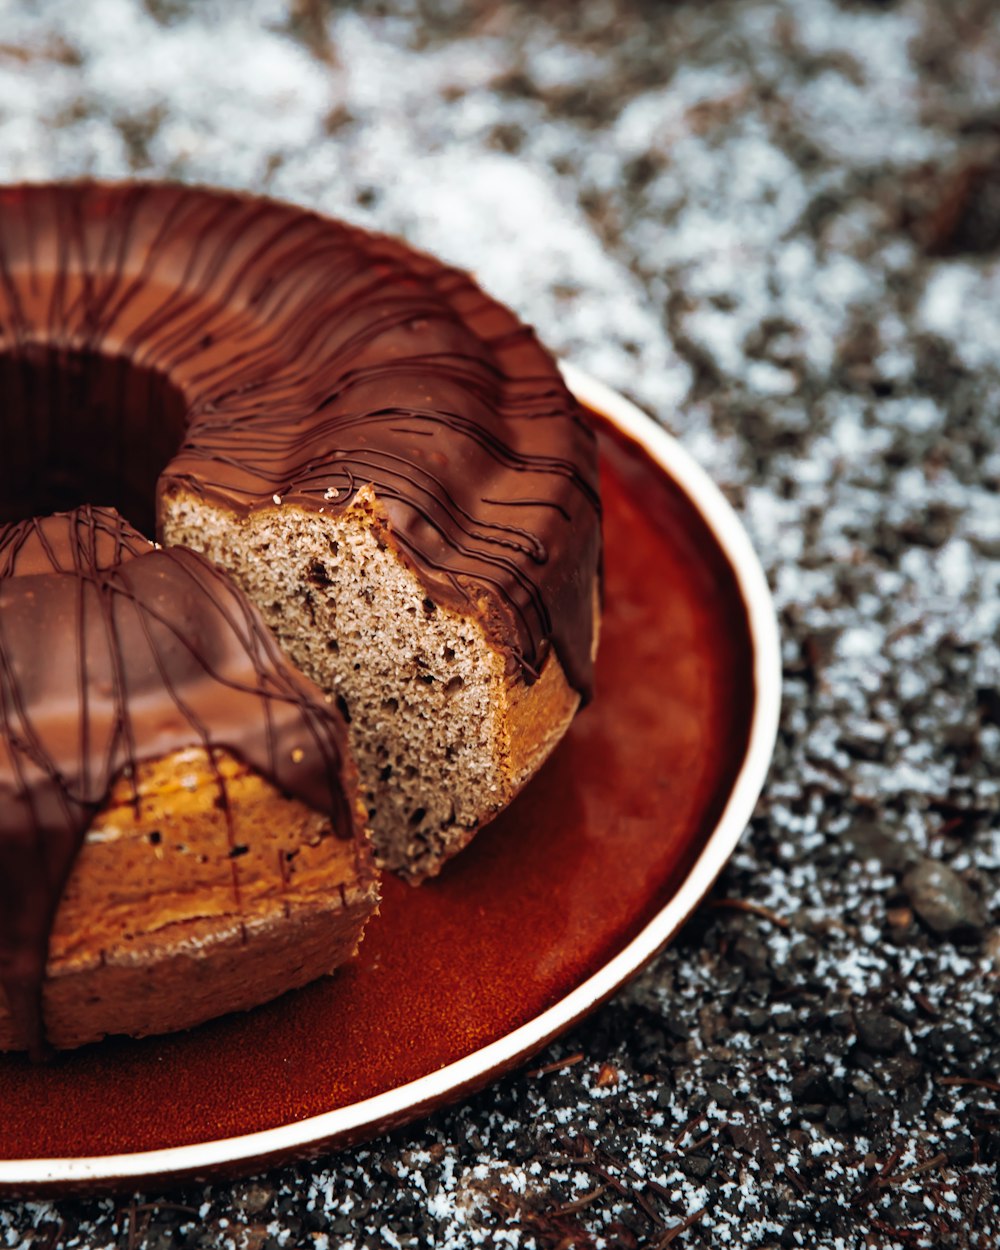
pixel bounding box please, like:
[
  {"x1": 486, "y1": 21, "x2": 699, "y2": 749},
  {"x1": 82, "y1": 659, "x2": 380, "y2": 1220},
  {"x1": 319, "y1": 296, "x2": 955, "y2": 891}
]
[
  {"x1": 0, "y1": 507, "x2": 357, "y2": 1057},
  {"x1": 0, "y1": 181, "x2": 601, "y2": 1054}
]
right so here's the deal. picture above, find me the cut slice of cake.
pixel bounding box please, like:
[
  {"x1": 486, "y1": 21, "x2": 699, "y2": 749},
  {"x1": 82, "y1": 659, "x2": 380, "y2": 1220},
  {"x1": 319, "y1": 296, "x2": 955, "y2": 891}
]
[{"x1": 0, "y1": 507, "x2": 378, "y2": 1053}]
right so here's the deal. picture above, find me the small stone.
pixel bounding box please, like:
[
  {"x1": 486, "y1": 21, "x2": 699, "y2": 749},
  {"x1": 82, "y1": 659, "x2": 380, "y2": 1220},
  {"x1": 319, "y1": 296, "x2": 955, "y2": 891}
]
[
  {"x1": 866, "y1": 1091, "x2": 894, "y2": 1115},
  {"x1": 232, "y1": 1181, "x2": 275, "y2": 1216},
  {"x1": 825, "y1": 1105, "x2": 849, "y2": 1131},
  {"x1": 595, "y1": 1062, "x2": 619, "y2": 1088},
  {"x1": 791, "y1": 1068, "x2": 831, "y2": 1102},
  {"x1": 847, "y1": 821, "x2": 916, "y2": 873},
  {"x1": 855, "y1": 1012, "x2": 908, "y2": 1055},
  {"x1": 942, "y1": 720, "x2": 978, "y2": 753},
  {"x1": 893, "y1": 1056, "x2": 926, "y2": 1090},
  {"x1": 897, "y1": 1085, "x2": 926, "y2": 1125},
  {"x1": 927, "y1": 1024, "x2": 976, "y2": 1058},
  {"x1": 903, "y1": 859, "x2": 986, "y2": 937},
  {"x1": 681, "y1": 1154, "x2": 712, "y2": 1180},
  {"x1": 806, "y1": 1036, "x2": 837, "y2": 1063},
  {"x1": 840, "y1": 731, "x2": 887, "y2": 762},
  {"x1": 726, "y1": 1123, "x2": 774, "y2": 1160},
  {"x1": 948, "y1": 1133, "x2": 976, "y2": 1166},
  {"x1": 707, "y1": 1082, "x2": 734, "y2": 1108},
  {"x1": 732, "y1": 933, "x2": 770, "y2": 974}
]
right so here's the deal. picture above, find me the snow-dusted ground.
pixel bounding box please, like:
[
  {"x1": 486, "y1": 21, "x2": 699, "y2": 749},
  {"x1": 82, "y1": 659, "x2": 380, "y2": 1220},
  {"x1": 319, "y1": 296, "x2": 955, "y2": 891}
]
[{"x1": 1, "y1": 0, "x2": 999, "y2": 1246}]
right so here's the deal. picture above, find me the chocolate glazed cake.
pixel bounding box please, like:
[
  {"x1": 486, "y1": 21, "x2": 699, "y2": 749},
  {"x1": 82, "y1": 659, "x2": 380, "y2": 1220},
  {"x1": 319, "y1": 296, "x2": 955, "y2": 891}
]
[{"x1": 0, "y1": 182, "x2": 601, "y2": 1051}]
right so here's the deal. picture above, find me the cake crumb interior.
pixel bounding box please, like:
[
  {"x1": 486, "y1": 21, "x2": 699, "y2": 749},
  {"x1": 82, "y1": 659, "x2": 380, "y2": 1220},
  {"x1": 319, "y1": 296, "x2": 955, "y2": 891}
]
[{"x1": 163, "y1": 486, "x2": 519, "y2": 880}]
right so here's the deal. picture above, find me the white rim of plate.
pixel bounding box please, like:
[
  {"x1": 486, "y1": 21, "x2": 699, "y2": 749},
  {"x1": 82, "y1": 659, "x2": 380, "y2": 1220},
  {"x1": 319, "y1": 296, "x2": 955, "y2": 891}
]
[{"x1": 1, "y1": 363, "x2": 782, "y2": 1188}]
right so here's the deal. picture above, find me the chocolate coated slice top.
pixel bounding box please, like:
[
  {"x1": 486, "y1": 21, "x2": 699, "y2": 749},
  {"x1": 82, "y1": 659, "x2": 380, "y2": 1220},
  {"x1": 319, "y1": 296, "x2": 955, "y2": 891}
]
[{"x1": 0, "y1": 506, "x2": 357, "y2": 1056}]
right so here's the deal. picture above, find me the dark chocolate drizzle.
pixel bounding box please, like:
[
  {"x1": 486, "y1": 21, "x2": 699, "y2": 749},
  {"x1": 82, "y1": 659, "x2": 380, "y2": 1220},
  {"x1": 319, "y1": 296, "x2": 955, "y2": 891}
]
[
  {"x1": 0, "y1": 506, "x2": 356, "y2": 1055},
  {"x1": 0, "y1": 181, "x2": 601, "y2": 1051}
]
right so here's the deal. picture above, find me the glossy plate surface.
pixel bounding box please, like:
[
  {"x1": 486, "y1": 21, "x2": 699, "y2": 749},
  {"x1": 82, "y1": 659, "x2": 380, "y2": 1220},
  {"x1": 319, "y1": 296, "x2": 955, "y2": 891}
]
[{"x1": 0, "y1": 366, "x2": 780, "y2": 1193}]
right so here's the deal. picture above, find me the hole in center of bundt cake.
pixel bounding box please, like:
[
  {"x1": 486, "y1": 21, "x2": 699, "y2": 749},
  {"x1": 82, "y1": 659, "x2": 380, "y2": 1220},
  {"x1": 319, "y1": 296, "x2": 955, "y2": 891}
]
[{"x1": 0, "y1": 345, "x2": 187, "y2": 537}]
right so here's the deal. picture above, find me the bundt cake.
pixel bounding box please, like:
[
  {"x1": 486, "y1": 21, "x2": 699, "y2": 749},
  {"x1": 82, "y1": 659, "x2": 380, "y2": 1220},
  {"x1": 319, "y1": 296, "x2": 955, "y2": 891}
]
[{"x1": 0, "y1": 181, "x2": 602, "y2": 1051}]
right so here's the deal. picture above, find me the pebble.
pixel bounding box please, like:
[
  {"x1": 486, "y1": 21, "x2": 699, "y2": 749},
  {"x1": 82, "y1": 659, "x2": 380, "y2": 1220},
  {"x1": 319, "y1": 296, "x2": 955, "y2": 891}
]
[
  {"x1": 681, "y1": 1154, "x2": 713, "y2": 1180},
  {"x1": 707, "y1": 1081, "x2": 735, "y2": 1107},
  {"x1": 903, "y1": 859, "x2": 987, "y2": 937},
  {"x1": 855, "y1": 1012, "x2": 908, "y2": 1056},
  {"x1": 791, "y1": 1068, "x2": 832, "y2": 1102},
  {"x1": 825, "y1": 1105, "x2": 849, "y2": 1131},
  {"x1": 847, "y1": 821, "x2": 917, "y2": 873},
  {"x1": 231, "y1": 1181, "x2": 276, "y2": 1217}
]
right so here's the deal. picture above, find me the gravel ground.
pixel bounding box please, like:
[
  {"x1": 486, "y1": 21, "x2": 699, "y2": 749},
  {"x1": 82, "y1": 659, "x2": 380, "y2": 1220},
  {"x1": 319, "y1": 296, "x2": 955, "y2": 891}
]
[{"x1": 2, "y1": 0, "x2": 1000, "y2": 1246}]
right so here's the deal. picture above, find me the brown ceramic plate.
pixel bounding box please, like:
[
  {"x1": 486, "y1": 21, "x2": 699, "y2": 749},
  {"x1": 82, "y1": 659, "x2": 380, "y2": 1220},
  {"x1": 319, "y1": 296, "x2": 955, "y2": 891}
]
[{"x1": 0, "y1": 366, "x2": 780, "y2": 1194}]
